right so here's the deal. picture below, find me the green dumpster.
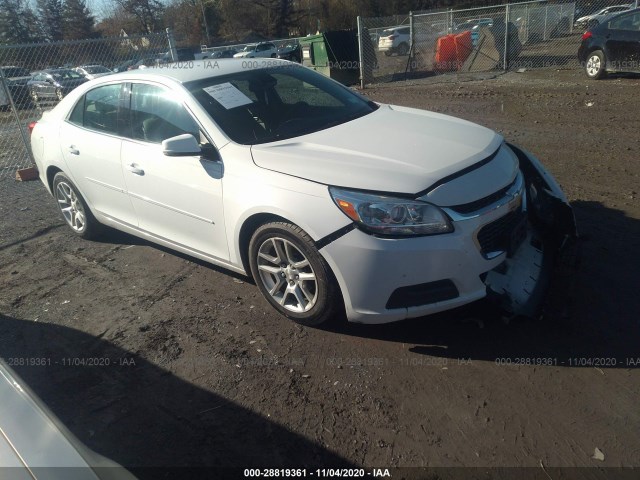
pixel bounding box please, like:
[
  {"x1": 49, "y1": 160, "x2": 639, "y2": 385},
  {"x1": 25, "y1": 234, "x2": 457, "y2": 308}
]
[{"x1": 299, "y1": 30, "x2": 360, "y2": 85}]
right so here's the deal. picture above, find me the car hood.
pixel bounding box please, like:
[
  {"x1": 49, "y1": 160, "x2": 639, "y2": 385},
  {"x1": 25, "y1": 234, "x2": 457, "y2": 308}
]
[
  {"x1": 234, "y1": 51, "x2": 252, "y2": 58},
  {"x1": 251, "y1": 104, "x2": 505, "y2": 196}
]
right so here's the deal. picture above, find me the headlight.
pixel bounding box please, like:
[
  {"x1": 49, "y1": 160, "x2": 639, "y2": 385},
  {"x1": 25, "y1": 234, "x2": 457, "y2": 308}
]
[{"x1": 329, "y1": 187, "x2": 453, "y2": 236}]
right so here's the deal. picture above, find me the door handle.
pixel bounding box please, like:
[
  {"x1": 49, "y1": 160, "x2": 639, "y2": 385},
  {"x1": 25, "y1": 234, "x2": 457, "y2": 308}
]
[
  {"x1": 68, "y1": 145, "x2": 79, "y2": 155},
  {"x1": 126, "y1": 163, "x2": 145, "y2": 176}
]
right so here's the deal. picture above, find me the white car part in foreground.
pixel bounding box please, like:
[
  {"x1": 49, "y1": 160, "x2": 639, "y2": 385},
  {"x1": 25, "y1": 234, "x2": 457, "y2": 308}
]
[{"x1": 0, "y1": 361, "x2": 136, "y2": 480}]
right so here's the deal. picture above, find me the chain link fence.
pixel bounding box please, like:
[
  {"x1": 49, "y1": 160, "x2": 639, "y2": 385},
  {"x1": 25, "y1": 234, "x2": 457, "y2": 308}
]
[
  {"x1": 0, "y1": 31, "x2": 172, "y2": 179},
  {"x1": 358, "y1": 0, "x2": 637, "y2": 87}
]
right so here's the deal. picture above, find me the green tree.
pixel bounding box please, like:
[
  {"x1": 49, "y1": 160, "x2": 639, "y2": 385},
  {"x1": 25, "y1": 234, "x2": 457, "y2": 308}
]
[
  {"x1": 62, "y1": 0, "x2": 95, "y2": 40},
  {"x1": 36, "y1": 0, "x2": 64, "y2": 41},
  {"x1": 0, "y1": 0, "x2": 37, "y2": 44},
  {"x1": 115, "y1": 0, "x2": 165, "y2": 34}
]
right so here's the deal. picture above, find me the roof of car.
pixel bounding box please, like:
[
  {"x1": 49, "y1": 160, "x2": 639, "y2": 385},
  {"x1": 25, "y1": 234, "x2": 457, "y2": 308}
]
[{"x1": 101, "y1": 58, "x2": 294, "y2": 84}]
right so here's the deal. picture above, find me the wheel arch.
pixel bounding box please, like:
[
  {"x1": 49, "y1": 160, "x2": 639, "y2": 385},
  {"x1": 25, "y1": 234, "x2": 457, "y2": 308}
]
[
  {"x1": 237, "y1": 212, "x2": 344, "y2": 296},
  {"x1": 46, "y1": 165, "x2": 63, "y2": 193},
  {"x1": 238, "y1": 212, "x2": 290, "y2": 274}
]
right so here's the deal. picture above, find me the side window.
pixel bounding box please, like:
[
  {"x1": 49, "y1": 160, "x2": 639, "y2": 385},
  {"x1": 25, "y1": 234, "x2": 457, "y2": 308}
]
[
  {"x1": 68, "y1": 96, "x2": 84, "y2": 125},
  {"x1": 83, "y1": 84, "x2": 121, "y2": 134},
  {"x1": 128, "y1": 83, "x2": 199, "y2": 143},
  {"x1": 609, "y1": 13, "x2": 640, "y2": 31}
]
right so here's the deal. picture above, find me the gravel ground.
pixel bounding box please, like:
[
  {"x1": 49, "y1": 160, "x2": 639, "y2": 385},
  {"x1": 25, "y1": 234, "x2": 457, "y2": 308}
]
[{"x1": 1, "y1": 68, "x2": 639, "y2": 479}]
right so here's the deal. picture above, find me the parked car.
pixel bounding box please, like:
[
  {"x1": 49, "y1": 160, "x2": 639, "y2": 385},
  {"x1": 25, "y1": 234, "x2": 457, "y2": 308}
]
[
  {"x1": 378, "y1": 26, "x2": 411, "y2": 56},
  {"x1": 0, "y1": 66, "x2": 32, "y2": 108},
  {"x1": 29, "y1": 60, "x2": 575, "y2": 326},
  {"x1": 454, "y1": 18, "x2": 494, "y2": 32},
  {"x1": 0, "y1": 360, "x2": 136, "y2": 479},
  {"x1": 28, "y1": 69, "x2": 87, "y2": 102},
  {"x1": 277, "y1": 43, "x2": 302, "y2": 62},
  {"x1": 574, "y1": 4, "x2": 632, "y2": 29},
  {"x1": 578, "y1": 9, "x2": 640, "y2": 79},
  {"x1": 196, "y1": 48, "x2": 238, "y2": 60},
  {"x1": 233, "y1": 42, "x2": 278, "y2": 58},
  {"x1": 74, "y1": 64, "x2": 112, "y2": 80}
]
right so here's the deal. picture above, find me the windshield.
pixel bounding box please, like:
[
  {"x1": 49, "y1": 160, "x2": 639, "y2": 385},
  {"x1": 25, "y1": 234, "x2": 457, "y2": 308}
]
[
  {"x1": 84, "y1": 66, "x2": 110, "y2": 74},
  {"x1": 186, "y1": 66, "x2": 378, "y2": 145},
  {"x1": 51, "y1": 69, "x2": 83, "y2": 80}
]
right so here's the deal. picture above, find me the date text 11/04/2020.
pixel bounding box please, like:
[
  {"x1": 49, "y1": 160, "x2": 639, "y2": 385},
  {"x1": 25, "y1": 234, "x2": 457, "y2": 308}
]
[
  {"x1": 494, "y1": 357, "x2": 640, "y2": 367},
  {"x1": 244, "y1": 468, "x2": 391, "y2": 477}
]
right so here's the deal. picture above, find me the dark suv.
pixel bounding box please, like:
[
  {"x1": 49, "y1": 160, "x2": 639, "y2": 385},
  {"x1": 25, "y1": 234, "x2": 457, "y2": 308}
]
[
  {"x1": 0, "y1": 66, "x2": 32, "y2": 107},
  {"x1": 578, "y1": 8, "x2": 640, "y2": 79}
]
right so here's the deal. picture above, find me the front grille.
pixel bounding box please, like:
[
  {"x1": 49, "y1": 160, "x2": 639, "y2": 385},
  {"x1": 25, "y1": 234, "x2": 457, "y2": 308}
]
[
  {"x1": 476, "y1": 209, "x2": 526, "y2": 257},
  {"x1": 448, "y1": 177, "x2": 517, "y2": 214},
  {"x1": 386, "y1": 279, "x2": 459, "y2": 309}
]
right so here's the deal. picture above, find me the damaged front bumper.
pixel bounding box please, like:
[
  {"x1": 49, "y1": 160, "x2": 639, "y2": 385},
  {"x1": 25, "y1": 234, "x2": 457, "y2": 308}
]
[{"x1": 483, "y1": 144, "x2": 578, "y2": 318}]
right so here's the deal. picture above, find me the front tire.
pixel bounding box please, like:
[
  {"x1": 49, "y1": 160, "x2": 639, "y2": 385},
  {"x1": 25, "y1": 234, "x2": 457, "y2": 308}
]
[
  {"x1": 397, "y1": 42, "x2": 409, "y2": 56},
  {"x1": 249, "y1": 222, "x2": 340, "y2": 326},
  {"x1": 52, "y1": 172, "x2": 101, "y2": 239},
  {"x1": 585, "y1": 50, "x2": 606, "y2": 79}
]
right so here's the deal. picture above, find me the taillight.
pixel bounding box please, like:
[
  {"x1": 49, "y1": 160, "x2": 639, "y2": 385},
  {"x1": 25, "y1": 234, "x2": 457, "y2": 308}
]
[
  {"x1": 388, "y1": 35, "x2": 398, "y2": 40},
  {"x1": 582, "y1": 31, "x2": 593, "y2": 40},
  {"x1": 27, "y1": 121, "x2": 37, "y2": 136}
]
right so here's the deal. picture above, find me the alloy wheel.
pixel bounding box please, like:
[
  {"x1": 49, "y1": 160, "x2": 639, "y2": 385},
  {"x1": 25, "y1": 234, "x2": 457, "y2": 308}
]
[
  {"x1": 256, "y1": 237, "x2": 317, "y2": 313},
  {"x1": 56, "y1": 181, "x2": 86, "y2": 232}
]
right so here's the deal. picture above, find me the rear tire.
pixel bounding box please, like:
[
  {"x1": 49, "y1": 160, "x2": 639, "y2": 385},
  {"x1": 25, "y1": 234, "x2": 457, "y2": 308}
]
[
  {"x1": 585, "y1": 50, "x2": 606, "y2": 79},
  {"x1": 52, "y1": 172, "x2": 101, "y2": 239},
  {"x1": 249, "y1": 222, "x2": 340, "y2": 327}
]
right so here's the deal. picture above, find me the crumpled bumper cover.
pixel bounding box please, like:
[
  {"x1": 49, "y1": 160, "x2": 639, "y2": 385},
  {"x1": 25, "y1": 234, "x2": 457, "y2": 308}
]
[{"x1": 484, "y1": 144, "x2": 578, "y2": 318}]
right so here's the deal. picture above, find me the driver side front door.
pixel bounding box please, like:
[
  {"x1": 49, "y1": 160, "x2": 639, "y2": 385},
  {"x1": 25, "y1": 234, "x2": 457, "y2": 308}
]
[{"x1": 120, "y1": 82, "x2": 230, "y2": 262}]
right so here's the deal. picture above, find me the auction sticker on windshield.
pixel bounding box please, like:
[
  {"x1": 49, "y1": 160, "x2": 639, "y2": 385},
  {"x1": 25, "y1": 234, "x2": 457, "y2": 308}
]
[{"x1": 203, "y1": 82, "x2": 253, "y2": 109}]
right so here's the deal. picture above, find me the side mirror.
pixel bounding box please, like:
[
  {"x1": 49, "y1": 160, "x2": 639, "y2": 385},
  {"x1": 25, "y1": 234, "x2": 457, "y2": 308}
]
[{"x1": 162, "y1": 134, "x2": 201, "y2": 157}]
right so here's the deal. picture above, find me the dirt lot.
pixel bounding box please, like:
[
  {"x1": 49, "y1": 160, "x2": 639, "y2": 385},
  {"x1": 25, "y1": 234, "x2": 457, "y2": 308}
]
[{"x1": 1, "y1": 68, "x2": 639, "y2": 479}]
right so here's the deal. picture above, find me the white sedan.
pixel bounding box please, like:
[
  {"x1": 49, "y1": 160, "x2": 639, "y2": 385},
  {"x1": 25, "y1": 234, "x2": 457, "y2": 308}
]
[{"x1": 30, "y1": 60, "x2": 576, "y2": 326}]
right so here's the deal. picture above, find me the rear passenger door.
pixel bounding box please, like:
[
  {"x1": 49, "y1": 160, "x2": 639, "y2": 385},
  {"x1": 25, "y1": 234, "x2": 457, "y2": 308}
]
[
  {"x1": 606, "y1": 12, "x2": 640, "y2": 71},
  {"x1": 120, "y1": 82, "x2": 229, "y2": 261},
  {"x1": 59, "y1": 83, "x2": 138, "y2": 226}
]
